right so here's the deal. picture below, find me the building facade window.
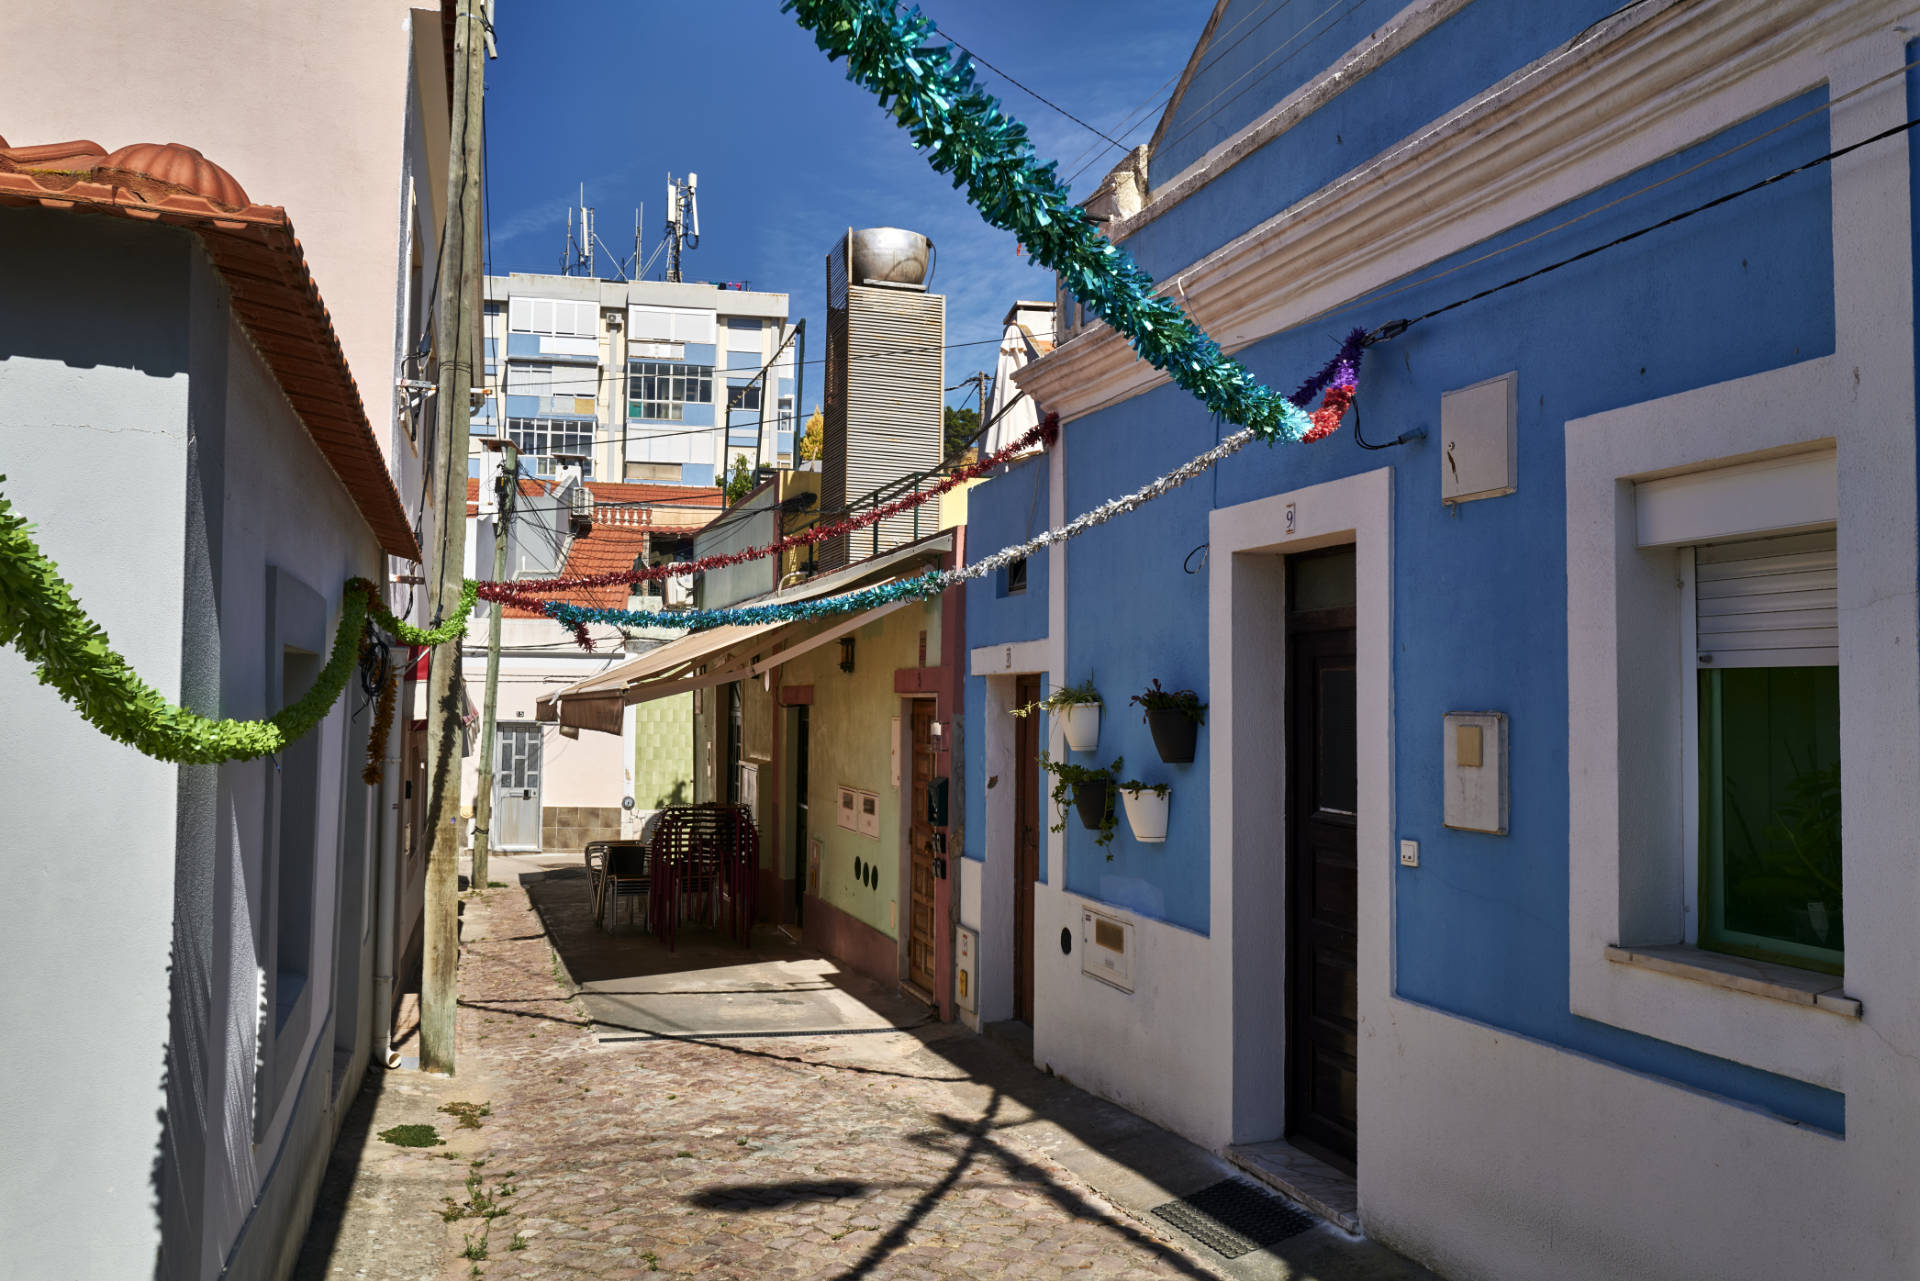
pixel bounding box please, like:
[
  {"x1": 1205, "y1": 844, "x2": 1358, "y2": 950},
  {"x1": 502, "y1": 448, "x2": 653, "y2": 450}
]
[
  {"x1": 1690, "y1": 530, "x2": 1841, "y2": 972},
  {"x1": 508, "y1": 416, "x2": 595, "y2": 475},
  {"x1": 1001, "y1": 557, "x2": 1027, "y2": 596},
  {"x1": 726, "y1": 381, "x2": 762, "y2": 412},
  {"x1": 630, "y1": 361, "x2": 713, "y2": 421},
  {"x1": 508, "y1": 296, "x2": 596, "y2": 337}
]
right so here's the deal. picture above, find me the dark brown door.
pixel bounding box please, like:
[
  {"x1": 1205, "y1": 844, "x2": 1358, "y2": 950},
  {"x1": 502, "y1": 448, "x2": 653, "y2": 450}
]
[
  {"x1": 793, "y1": 705, "x2": 809, "y2": 924},
  {"x1": 907, "y1": 701, "x2": 937, "y2": 994},
  {"x1": 1285, "y1": 547, "x2": 1358, "y2": 1169},
  {"x1": 1013, "y1": 674, "x2": 1042, "y2": 1023}
]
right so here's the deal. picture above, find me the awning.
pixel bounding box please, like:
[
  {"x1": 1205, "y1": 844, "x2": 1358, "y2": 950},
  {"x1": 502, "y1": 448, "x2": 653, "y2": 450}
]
[
  {"x1": 537, "y1": 534, "x2": 951, "y2": 732},
  {"x1": 535, "y1": 620, "x2": 786, "y2": 727}
]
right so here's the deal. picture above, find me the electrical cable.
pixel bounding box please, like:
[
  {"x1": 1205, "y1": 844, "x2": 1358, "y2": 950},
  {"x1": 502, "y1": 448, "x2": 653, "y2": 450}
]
[
  {"x1": 1282, "y1": 52, "x2": 1920, "y2": 337},
  {"x1": 1370, "y1": 109, "x2": 1920, "y2": 344},
  {"x1": 896, "y1": 3, "x2": 1125, "y2": 148},
  {"x1": 1155, "y1": 0, "x2": 1372, "y2": 160},
  {"x1": 1057, "y1": 0, "x2": 1301, "y2": 188}
]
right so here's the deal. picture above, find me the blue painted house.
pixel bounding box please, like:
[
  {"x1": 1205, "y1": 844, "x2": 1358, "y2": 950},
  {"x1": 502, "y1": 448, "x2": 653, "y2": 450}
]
[{"x1": 959, "y1": 1, "x2": 1920, "y2": 1276}]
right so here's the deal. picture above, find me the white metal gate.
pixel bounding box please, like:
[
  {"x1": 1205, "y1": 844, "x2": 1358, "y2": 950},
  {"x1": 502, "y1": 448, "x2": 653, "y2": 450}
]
[{"x1": 494, "y1": 724, "x2": 543, "y2": 851}]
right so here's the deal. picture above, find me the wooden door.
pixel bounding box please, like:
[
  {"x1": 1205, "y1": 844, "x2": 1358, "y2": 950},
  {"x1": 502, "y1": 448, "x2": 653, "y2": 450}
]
[
  {"x1": 1013, "y1": 674, "x2": 1042, "y2": 1022},
  {"x1": 907, "y1": 700, "x2": 937, "y2": 994},
  {"x1": 1285, "y1": 548, "x2": 1358, "y2": 1169},
  {"x1": 792, "y1": 705, "x2": 810, "y2": 924}
]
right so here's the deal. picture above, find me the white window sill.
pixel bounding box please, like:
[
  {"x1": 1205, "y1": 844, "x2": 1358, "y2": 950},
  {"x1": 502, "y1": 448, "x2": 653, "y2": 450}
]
[{"x1": 1606, "y1": 944, "x2": 1861, "y2": 1018}]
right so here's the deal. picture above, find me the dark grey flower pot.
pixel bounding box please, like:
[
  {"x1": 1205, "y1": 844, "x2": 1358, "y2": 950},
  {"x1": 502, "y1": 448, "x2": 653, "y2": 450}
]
[
  {"x1": 1072, "y1": 778, "x2": 1111, "y2": 831},
  {"x1": 1145, "y1": 708, "x2": 1199, "y2": 764}
]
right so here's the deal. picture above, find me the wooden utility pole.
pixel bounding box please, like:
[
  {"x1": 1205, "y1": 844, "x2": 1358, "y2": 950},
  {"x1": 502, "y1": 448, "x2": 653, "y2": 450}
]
[
  {"x1": 470, "y1": 442, "x2": 517, "y2": 892},
  {"x1": 421, "y1": 0, "x2": 486, "y2": 1075}
]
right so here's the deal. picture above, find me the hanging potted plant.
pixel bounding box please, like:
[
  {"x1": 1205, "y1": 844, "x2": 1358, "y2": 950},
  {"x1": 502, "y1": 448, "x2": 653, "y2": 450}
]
[
  {"x1": 1118, "y1": 780, "x2": 1171, "y2": 843},
  {"x1": 1130, "y1": 679, "x2": 1206, "y2": 764},
  {"x1": 1013, "y1": 677, "x2": 1103, "y2": 752},
  {"x1": 1041, "y1": 753, "x2": 1122, "y2": 855}
]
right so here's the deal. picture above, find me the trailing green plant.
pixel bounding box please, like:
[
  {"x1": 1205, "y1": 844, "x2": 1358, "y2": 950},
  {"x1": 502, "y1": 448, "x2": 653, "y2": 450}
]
[
  {"x1": 1010, "y1": 676, "x2": 1102, "y2": 718},
  {"x1": 1041, "y1": 752, "x2": 1122, "y2": 854},
  {"x1": 1130, "y1": 679, "x2": 1205, "y2": 725},
  {"x1": 1117, "y1": 780, "x2": 1170, "y2": 798}
]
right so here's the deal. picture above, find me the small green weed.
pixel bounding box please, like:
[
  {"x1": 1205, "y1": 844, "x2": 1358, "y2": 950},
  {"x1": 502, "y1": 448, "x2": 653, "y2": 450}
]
[
  {"x1": 642, "y1": 1249, "x2": 660, "y2": 1271},
  {"x1": 440, "y1": 1101, "x2": 492, "y2": 1130},
  {"x1": 487, "y1": 880, "x2": 507, "y2": 888},
  {"x1": 509, "y1": 1232, "x2": 528, "y2": 1252},
  {"x1": 377, "y1": 1124, "x2": 443, "y2": 1148},
  {"x1": 461, "y1": 1227, "x2": 488, "y2": 1260}
]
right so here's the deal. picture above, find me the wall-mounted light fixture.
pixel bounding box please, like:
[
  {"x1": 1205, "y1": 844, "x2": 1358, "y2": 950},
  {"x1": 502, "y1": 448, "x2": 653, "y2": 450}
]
[{"x1": 839, "y1": 637, "x2": 856, "y2": 673}]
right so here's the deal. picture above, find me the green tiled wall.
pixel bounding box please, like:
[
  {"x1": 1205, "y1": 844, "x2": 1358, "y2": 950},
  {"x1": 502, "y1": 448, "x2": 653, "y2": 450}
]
[{"x1": 632, "y1": 691, "x2": 695, "y2": 810}]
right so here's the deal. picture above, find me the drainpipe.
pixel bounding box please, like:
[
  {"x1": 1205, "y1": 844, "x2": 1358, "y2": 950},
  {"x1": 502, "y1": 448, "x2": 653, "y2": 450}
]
[{"x1": 372, "y1": 713, "x2": 402, "y2": 1069}]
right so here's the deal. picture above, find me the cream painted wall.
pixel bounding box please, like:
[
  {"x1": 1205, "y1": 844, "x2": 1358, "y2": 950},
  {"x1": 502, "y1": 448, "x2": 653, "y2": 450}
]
[
  {"x1": 456, "y1": 648, "x2": 634, "y2": 819},
  {"x1": 0, "y1": 0, "x2": 446, "y2": 471}
]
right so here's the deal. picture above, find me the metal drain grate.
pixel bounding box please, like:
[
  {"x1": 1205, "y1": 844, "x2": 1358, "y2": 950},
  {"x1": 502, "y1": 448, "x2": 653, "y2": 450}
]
[{"x1": 1151, "y1": 1178, "x2": 1317, "y2": 1258}]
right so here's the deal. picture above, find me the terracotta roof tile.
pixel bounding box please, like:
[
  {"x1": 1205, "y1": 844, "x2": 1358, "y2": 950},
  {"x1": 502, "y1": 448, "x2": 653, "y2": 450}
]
[
  {"x1": 0, "y1": 137, "x2": 420, "y2": 560},
  {"x1": 496, "y1": 523, "x2": 657, "y2": 619},
  {"x1": 584, "y1": 480, "x2": 724, "y2": 508}
]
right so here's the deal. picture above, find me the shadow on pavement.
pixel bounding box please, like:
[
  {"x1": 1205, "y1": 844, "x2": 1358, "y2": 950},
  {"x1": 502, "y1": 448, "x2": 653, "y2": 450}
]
[{"x1": 517, "y1": 864, "x2": 1434, "y2": 1281}]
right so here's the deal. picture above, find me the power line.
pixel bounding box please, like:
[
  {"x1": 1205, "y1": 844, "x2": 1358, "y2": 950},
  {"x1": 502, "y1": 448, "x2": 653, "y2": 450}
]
[
  {"x1": 899, "y1": 4, "x2": 1124, "y2": 148},
  {"x1": 1281, "y1": 52, "x2": 1920, "y2": 339},
  {"x1": 1372, "y1": 110, "x2": 1920, "y2": 343},
  {"x1": 1057, "y1": 0, "x2": 1302, "y2": 189},
  {"x1": 1156, "y1": 0, "x2": 1370, "y2": 160}
]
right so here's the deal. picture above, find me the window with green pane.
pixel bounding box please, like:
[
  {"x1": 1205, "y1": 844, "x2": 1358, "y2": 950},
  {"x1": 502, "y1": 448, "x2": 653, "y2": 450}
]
[{"x1": 1694, "y1": 531, "x2": 1841, "y2": 973}]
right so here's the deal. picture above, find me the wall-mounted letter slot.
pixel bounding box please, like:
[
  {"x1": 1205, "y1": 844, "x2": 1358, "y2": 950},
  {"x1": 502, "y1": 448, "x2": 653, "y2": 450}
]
[{"x1": 1080, "y1": 907, "x2": 1135, "y2": 992}]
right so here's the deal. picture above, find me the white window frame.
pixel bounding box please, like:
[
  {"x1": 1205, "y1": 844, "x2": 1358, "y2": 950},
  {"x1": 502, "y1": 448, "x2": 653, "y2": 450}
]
[
  {"x1": 1566, "y1": 37, "x2": 1917, "y2": 1094},
  {"x1": 1566, "y1": 360, "x2": 1899, "y2": 1090}
]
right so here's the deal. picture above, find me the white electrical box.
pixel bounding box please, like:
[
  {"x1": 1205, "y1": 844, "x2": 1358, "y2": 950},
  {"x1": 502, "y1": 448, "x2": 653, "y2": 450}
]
[
  {"x1": 1440, "y1": 372, "x2": 1518, "y2": 504},
  {"x1": 1081, "y1": 907, "x2": 1135, "y2": 992},
  {"x1": 954, "y1": 925, "x2": 978, "y2": 1013},
  {"x1": 1443, "y1": 711, "x2": 1508, "y2": 835}
]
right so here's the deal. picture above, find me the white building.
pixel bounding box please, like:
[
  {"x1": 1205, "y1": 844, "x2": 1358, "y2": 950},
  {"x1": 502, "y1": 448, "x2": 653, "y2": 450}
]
[
  {"x1": 0, "y1": 3, "x2": 459, "y2": 1276},
  {"x1": 478, "y1": 273, "x2": 796, "y2": 486}
]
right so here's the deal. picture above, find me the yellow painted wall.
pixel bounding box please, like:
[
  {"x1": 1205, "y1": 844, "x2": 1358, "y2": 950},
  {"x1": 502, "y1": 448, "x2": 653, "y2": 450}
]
[{"x1": 780, "y1": 595, "x2": 941, "y2": 941}]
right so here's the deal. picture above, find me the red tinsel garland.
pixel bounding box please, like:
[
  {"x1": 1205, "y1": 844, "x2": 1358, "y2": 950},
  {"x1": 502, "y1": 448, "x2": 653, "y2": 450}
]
[
  {"x1": 478, "y1": 414, "x2": 1058, "y2": 605},
  {"x1": 1300, "y1": 382, "x2": 1356, "y2": 444}
]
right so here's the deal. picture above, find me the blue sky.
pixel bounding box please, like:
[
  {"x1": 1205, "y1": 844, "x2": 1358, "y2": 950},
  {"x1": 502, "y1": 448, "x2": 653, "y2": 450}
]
[{"x1": 485, "y1": 0, "x2": 1215, "y2": 412}]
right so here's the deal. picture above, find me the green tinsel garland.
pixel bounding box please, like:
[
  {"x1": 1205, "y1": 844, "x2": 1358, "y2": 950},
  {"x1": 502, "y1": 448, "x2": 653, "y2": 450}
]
[
  {"x1": 0, "y1": 478, "x2": 477, "y2": 766},
  {"x1": 783, "y1": 0, "x2": 1322, "y2": 444}
]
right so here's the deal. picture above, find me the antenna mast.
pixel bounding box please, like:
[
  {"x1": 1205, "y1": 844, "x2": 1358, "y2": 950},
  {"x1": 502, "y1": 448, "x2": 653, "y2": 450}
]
[{"x1": 663, "y1": 171, "x2": 700, "y2": 283}]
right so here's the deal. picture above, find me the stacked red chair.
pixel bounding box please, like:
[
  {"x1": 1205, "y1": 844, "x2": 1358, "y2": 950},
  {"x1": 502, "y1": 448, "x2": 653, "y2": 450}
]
[{"x1": 647, "y1": 803, "x2": 759, "y2": 950}]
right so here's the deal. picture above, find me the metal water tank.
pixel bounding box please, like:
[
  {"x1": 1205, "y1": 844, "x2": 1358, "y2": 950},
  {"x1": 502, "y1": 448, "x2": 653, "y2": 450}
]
[{"x1": 848, "y1": 227, "x2": 935, "y2": 290}]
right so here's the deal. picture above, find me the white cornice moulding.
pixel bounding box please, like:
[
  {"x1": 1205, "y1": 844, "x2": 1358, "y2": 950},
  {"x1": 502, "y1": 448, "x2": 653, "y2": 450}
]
[{"x1": 1017, "y1": 0, "x2": 1892, "y2": 425}]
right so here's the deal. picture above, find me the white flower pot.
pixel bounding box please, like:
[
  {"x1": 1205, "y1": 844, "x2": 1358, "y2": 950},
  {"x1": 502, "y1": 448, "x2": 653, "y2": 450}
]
[
  {"x1": 1120, "y1": 787, "x2": 1169, "y2": 843},
  {"x1": 1058, "y1": 702, "x2": 1101, "y2": 752}
]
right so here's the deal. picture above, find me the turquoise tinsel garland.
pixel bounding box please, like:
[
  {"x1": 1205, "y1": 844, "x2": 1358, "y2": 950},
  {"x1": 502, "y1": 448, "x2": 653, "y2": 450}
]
[
  {"x1": 544, "y1": 571, "x2": 949, "y2": 634},
  {"x1": 783, "y1": 0, "x2": 1320, "y2": 444}
]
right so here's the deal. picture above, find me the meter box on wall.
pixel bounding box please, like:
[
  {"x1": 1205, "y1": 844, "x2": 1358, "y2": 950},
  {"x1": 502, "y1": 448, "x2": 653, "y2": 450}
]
[
  {"x1": 1440, "y1": 372, "x2": 1517, "y2": 504},
  {"x1": 1080, "y1": 907, "x2": 1134, "y2": 992},
  {"x1": 1443, "y1": 711, "x2": 1508, "y2": 835},
  {"x1": 954, "y1": 925, "x2": 978, "y2": 1013}
]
